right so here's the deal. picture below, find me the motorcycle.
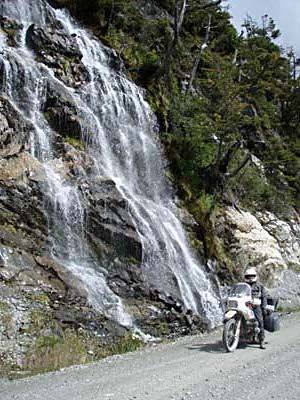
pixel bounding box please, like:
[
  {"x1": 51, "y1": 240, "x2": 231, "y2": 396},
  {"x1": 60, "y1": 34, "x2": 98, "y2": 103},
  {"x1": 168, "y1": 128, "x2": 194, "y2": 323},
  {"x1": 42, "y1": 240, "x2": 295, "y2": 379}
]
[{"x1": 222, "y1": 283, "x2": 277, "y2": 352}]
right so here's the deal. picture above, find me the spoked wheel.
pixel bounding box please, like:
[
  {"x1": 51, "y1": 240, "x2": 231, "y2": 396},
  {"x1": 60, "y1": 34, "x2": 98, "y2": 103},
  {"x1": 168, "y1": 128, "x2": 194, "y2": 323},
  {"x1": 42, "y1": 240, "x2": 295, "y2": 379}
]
[{"x1": 223, "y1": 318, "x2": 240, "y2": 352}]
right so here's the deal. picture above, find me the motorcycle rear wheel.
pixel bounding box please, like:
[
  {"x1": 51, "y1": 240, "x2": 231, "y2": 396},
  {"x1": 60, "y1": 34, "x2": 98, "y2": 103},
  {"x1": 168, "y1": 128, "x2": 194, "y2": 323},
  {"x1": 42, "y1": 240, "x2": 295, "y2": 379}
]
[{"x1": 223, "y1": 318, "x2": 240, "y2": 352}]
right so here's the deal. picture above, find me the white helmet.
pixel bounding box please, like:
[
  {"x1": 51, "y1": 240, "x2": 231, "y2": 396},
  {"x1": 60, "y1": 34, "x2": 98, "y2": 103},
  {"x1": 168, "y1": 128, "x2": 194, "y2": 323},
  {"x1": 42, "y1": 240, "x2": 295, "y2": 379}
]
[{"x1": 244, "y1": 267, "x2": 257, "y2": 283}]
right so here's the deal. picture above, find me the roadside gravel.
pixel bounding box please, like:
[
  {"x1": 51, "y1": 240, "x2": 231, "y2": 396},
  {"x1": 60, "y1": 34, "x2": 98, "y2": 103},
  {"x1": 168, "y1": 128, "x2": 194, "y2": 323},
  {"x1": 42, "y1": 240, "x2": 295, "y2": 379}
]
[{"x1": 1, "y1": 313, "x2": 299, "y2": 400}]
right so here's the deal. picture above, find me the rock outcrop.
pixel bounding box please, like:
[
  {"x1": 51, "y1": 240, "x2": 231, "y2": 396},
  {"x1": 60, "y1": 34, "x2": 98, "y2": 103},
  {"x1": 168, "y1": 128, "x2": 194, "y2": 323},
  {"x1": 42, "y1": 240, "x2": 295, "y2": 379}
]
[
  {"x1": 1, "y1": 0, "x2": 299, "y2": 379},
  {"x1": 222, "y1": 207, "x2": 300, "y2": 309},
  {"x1": 26, "y1": 23, "x2": 90, "y2": 88},
  {"x1": 0, "y1": 7, "x2": 206, "y2": 376}
]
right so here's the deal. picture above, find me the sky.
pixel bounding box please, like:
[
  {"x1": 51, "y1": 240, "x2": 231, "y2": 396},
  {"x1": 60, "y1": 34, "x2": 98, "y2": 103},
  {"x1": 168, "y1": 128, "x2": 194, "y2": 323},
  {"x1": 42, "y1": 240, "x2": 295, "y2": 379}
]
[{"x1": 225, "y1": 0, "x2": 300, "y2": 54}]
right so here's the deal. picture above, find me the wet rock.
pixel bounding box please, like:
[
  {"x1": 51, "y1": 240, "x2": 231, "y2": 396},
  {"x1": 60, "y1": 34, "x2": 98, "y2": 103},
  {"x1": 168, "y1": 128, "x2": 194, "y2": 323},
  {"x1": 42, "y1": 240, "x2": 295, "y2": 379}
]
[
  {"x1": 127, "y1": 296, "x2": 206, "y2": 339},
  {"x1": 42, "y1": 80, "x2": 83, "y2": 139},
  {"x1": 0, "y1": 16, "x2": 23, "y2": 47},
  {"x1": 0, "y1": 151, "x2": 49, "y2": 255},
  {"x1": 82, "y1": 178, "x2": 143, "y2": 262},
  {"x1": 0, "y1": 96, "x2": 34, "y2": 153},
  {"x1": 0, "y1": 111, "x2": 9, "y2": 133},
  {"x1": 34, "y1": 255, "x2": 89, "y2": 299},
  {"x1": 26, "y1": 23, "x2": 81, "y2": 58},
  {"x1": 26, "y1": 23, "x2": 89, "y2": 87}
]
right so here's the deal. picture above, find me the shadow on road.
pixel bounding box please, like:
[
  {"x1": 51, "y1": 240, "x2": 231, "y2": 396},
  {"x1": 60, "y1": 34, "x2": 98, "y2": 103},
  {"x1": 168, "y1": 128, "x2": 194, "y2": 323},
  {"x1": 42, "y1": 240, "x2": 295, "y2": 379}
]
[
  {"x1": 187, "y1": 340, "x2": 250, "y2": 353},
  {"x1": 187, "y1": 340, "x2": 225, "y2": 353}
]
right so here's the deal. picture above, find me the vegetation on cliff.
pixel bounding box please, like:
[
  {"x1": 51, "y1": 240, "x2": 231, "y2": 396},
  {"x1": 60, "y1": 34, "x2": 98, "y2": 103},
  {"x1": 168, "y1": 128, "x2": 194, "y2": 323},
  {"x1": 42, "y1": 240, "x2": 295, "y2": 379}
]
[
  {"x1": 1, "y1": 0, "x2": 299, "y2": 377},
  {"x1": 50, "y1": 0, "x2": 300, "y2": 270}
]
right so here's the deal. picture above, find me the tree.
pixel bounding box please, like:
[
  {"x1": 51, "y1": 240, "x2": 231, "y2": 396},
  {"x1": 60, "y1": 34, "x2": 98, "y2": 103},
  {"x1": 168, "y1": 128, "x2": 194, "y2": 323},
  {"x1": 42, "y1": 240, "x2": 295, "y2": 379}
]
[{"x1": 163, "y1": 0, "x2": 222, "y2": 77}]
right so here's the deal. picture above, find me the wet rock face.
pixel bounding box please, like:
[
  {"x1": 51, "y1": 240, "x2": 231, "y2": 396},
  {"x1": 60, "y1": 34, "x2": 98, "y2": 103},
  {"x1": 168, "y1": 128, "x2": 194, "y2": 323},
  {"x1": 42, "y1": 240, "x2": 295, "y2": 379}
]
[
  {"x1": 82, "y1": 178, "x2": 143, "y2": 263},
  {"x1": 0, "y1": 3, "x2": 211, "y2": 375},
  {"x1": 222, "y1": 207, "x2": 300, "y2": 308},
  {"x1": 0, "y1": 97, "x2": 33, "y2": 156},
  {"x1": 0, "y1": 16, "x2": 23, "y2": 47},
  {"x1": 43, "y1": 80, "x2": 83, "y2": 140},
  {"x1": 0, "y1": 153, "x2": 48, "y2": 253},
  {"x1": 0, "y1": 96, "x2": 199, "y2": 354},
  {"x1": 0, "y1": 251, "x2": 129, "y2": 375},
  {"x1": 0, "y1": 97, "x2": 48, "y2": 253},
  {"x1": 25, "y1": 23, "x2": 90, "y2": 87}
]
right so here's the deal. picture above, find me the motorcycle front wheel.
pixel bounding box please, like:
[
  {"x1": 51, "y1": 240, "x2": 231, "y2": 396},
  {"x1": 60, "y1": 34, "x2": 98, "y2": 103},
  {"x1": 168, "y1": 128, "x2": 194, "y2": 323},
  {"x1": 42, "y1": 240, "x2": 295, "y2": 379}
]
[{"x1": 223, "y1": 318, "x2": 240, "y2": 352}]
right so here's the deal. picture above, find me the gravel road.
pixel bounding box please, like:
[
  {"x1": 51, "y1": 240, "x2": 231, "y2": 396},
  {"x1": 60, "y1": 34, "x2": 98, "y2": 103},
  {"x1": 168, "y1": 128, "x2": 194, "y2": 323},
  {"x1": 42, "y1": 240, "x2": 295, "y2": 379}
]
[{"x1": 1, "y1": 313, "x2": 299, "y2": 400}]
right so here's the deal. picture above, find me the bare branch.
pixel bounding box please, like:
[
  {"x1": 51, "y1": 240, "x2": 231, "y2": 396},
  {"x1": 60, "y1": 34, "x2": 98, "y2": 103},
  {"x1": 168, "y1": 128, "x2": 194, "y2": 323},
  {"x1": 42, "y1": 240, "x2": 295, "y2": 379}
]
[
  {"x1": 228, "y1": 153, "x2": 251, "y2": 178},
  {"x1": 164, "y1": 0, "x2": 187, "y2": 75},
  {"x1": 220, "y1": 140, "x2": 242, "y2": 173},
  {"x1": 186, "y1": 14, "x2": 211, "y2": 94},
  {"x1": 163, "y1": 0, "x2": 221, "y2": 78},
  {"x1": 178, "y1": 0, "x2": 187, "y2": 35}
]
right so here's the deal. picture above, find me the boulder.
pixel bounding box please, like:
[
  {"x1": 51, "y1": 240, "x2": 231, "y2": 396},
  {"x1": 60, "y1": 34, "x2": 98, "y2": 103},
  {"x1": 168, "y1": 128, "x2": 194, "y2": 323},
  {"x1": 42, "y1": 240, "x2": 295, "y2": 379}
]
[
  {"x1": 257, "y1": 211, "x2": 300, "y2": 269},
  {"x1": 269, "y1": 269, "x2": 300, "y2": 310},
  {"x1": 223, "y1": 206, "x2": 300, "y2": 308},
  {"x1": 224, "y1": 207, "x2": 287, "y2": 283}
]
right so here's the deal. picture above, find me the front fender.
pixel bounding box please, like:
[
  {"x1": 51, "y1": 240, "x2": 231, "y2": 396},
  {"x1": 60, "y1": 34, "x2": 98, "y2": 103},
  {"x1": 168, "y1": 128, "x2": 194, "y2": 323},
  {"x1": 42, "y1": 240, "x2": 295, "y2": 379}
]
[{"x1": 224, "y1": 310, "x2": 237, "y2": 321}]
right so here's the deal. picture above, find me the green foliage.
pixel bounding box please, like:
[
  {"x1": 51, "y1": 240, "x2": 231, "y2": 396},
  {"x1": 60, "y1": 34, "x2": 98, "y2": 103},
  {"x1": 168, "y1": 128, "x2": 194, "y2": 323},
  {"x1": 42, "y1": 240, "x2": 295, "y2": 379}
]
[
  {"x1": 23, "y1": 314, "x2": 143, "y2": 375},
  {"x1": 24, "y1": 330, "x2": 87, "y2": 374},
  {"x1": 64, "y1": 136, "x2": 84, "y2": 150},
  {"x1": 164, "y1": 94, "x2": 216, "y2": 189},
  {"x1": 75, "y1": 0, "x2": 102, "y2": 22},
  {"x1": 62, "y1": 0, "x2": 299, "y2": 258},
  {"x1": 230, "y1": 163, "x2": 286, "y2": 213},
  {"x1": 80, "y1": 334, "x2": 145, "y2": 361},
  {"x1": 0, "y1": 300, "x2": 10, "y2": 312},
  {"x1": 109, "y1": 334, "x2": 144, "y2": 354}
]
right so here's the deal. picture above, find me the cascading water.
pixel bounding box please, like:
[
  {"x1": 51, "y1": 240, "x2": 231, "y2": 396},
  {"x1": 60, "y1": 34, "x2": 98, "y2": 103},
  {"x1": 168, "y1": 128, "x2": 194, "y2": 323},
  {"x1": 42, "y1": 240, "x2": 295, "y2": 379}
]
[
  {"x1": 1, "y1": 0, "x2": 133, "y2": 328},
  {"x1": 1, "y1": 0, "x2": 223, "y2": 329}
]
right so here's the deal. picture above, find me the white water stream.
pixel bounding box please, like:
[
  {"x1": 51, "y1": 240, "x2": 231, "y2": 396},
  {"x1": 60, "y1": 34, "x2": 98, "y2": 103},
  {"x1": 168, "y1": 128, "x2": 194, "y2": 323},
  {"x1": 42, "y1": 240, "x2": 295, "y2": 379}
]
[{"x1": 0, "y1": 0, "x2": 223, "y2": 328}]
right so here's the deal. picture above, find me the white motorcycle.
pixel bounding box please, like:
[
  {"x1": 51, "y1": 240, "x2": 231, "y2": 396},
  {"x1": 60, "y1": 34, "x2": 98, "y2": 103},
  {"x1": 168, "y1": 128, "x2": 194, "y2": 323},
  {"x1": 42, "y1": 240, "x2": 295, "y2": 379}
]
[{"x1": 222, "y1": 283, "x2": 275, "y2": 352}]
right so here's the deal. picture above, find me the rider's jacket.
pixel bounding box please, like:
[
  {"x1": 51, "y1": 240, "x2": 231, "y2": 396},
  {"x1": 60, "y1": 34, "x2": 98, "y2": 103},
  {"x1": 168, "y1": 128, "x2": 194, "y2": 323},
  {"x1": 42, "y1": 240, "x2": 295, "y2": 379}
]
[{"x1": 249, "y1": 282, "x2": 267, "y2": 310}]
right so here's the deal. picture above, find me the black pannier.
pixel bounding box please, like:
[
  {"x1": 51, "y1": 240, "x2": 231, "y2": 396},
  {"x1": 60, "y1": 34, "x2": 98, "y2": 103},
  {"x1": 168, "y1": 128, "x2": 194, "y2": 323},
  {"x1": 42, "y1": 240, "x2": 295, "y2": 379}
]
[
  {"x1": 264, "y1": 312, "x2": 280, "y2": 332},
  {"x1": 267, "y1": 296, "x2": 279, "y2": 308}
]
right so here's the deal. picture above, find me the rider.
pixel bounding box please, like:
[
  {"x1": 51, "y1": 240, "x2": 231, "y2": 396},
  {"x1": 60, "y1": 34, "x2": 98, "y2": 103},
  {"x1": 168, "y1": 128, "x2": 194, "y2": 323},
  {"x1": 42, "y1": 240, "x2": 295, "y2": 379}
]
[{"x1": 244, "y1": 267, "x2": 268, "y2": 349}]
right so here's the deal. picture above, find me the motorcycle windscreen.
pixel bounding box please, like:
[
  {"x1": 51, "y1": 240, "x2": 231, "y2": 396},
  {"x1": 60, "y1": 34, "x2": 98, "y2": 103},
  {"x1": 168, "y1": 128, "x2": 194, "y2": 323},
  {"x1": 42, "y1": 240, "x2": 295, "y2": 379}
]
[{"x1": 227, "y1": 283, "x2": 251, "y2": 298}]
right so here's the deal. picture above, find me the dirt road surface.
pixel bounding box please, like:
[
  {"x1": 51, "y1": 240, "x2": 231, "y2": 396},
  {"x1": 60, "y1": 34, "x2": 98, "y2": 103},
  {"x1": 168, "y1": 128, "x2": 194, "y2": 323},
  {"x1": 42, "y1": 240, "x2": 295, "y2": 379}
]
[{"x1": 1, "y1": 313, "x2": 299, "y2": 400}]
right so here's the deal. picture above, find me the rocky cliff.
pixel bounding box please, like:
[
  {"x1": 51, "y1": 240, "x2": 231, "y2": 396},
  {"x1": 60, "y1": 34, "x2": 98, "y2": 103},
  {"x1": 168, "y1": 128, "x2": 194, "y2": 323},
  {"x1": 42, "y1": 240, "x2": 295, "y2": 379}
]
[
  {"x1": 0, "y1": 0, "x2": 299, "y2": 378},
  {"x1": 221, "y1": 207, "x2": 300, "y2": 309},
  {"x1": 0, "y1": 0, "x2": 218, "y2": 377}
]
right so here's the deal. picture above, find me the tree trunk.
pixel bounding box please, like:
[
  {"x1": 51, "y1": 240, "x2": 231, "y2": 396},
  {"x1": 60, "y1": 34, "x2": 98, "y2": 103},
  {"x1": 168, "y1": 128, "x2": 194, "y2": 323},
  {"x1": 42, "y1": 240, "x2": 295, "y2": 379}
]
[
  {"x1": 163, "y1": 0, "x2": 187, "y2": 77},
  {"x1": 186, "y1": 14, "x2": 211, "y2": 94}
]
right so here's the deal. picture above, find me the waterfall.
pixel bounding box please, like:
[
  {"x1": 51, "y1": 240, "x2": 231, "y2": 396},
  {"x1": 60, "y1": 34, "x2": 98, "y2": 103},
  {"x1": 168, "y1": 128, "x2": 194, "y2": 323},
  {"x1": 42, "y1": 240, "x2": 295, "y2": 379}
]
[{"x1": 1, "y1": 0, "x2": 223, "y2": 328}]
